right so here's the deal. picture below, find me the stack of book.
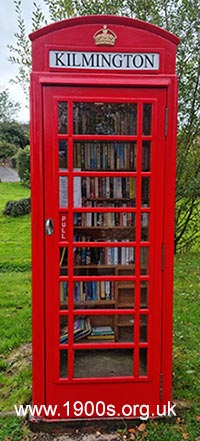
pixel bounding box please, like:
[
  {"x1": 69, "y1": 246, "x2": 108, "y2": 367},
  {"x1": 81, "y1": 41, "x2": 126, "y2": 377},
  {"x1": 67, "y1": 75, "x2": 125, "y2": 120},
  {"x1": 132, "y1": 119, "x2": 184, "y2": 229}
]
[
  {"x1": 60, "y1": 320, "x2": 115, "y2": 343},
  {"x1": 87, "y1": 326, "x2": 115, "y2": 341},
  {"x1": 60, "y1": 317, "x2": 92, "y2": 343}
]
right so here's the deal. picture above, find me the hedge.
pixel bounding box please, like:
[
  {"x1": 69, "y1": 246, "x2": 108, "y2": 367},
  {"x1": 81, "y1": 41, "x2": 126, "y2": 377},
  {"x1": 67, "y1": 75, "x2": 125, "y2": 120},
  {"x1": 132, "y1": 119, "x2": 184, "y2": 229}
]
[{"x1": 3, "y1": 198, "x2": 31, "y2": 217}]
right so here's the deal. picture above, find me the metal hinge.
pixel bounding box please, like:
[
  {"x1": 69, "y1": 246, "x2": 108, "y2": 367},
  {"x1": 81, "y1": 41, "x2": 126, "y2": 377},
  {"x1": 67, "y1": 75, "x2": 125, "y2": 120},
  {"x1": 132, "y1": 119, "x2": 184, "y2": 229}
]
[
  {"x1": 162, "y1": 243, "x2": 165, "y2": 271},
  {"x1": 160, "y1": 372, "x2": 163, "y2": 400},
  {"x1": 164, "y1": 107, "x2": 168, "y2": 137}
]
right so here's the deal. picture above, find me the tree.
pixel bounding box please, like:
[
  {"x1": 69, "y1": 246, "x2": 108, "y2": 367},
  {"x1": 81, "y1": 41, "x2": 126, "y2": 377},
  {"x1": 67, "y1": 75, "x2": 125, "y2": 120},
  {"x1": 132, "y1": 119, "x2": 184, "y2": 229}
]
[
  {"x1": 0, "y1": 120, "x2": 29, "y2": 149},
  {"x1": 0, "y1": 87, "x2": 21, "y2": 122},
  {"x1": 9, "y1": 0, "x2": 200, "y2": 251}
]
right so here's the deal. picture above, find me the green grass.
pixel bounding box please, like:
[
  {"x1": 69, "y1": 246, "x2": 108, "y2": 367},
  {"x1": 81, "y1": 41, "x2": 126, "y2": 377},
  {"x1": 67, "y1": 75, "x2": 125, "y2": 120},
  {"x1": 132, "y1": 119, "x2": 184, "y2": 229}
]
[
  {"x1": 0, "y1": 182, "x2": 200, "y2": 439},
  {"x1": 173, "y1": 253, "x2": 200, "y2": 403},
  {"x1": 0, "y1": 182, "x2": 32, "y2": 417},
  {"x1": 0, "y1": 182, "x2": 31, "y2": 271},
  {"x1": 0, "y1": 272, "x2": 32, "y2": 356}
]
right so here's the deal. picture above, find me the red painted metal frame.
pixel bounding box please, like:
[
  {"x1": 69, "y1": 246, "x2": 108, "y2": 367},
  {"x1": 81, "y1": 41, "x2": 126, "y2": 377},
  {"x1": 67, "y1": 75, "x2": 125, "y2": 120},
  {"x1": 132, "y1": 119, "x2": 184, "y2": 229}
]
[{"x1": 30, "y1": 15, "x2": 179, "y2": 420}]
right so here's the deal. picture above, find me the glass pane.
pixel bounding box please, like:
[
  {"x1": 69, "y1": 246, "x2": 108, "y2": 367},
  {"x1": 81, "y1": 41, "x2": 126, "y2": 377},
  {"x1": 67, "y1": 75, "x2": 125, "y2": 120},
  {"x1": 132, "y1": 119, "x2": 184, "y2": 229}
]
[
  {"x1": 58, "y1": 102, "x2": 67, "y2": 134},
  {"x1": 118, "y1": 281, "x2": 135, "y2": 308},
  {"x1": 140, "y1": 315, "x2": 148, "y2": 342},
  {"x1": 74, "y1": 281, "x2": 114, "y2": 305},
  {"x1": 117, "y1": 315, "x2": 134, "y2": 342},
  {"x1": 140, "y1": 282, "x2": 148, "y2": 308},
  {"x1": 139, "y1": 348, "x2": 148, "y2": 376},
  {"x1": 141, "y1": 212, "x2": 149, "y2": 241},
  {"x1": 59, "y1": 176, "x2": 68, "y2": 207},
  {"x1": 74, "y1": 142, "x2": 137, "y2": 171},
  {"x1": 74, "y1": 211, "x2": 136, "y2": 227},
  {"x1": 60, "y1": 282, "x2": 68, "y2": 309},
  {"x1": 142, "y1": 141, "x2": 151, "y2": 171},
  {"x1": 142, "y1": 104, "x2": 152, "y2": 135},
  {"x1": 73, "y1": 281, "x2": 134, "y2": 309},
  {"x1": 74, "y1": 177, "x2": 136, "y2": 207},
  {"x1": 74, "y1": 102, "x2": 137, "y2": 135},
  {"x1": 74, "y1": 349, "x2": 134, "y2": 377},
  {"x1": 60, "y1": 316, "x2": 68, "y2": 344},
  {"x1": 74, "y1": 211, "x2": 136, "y2": 241},
  {"x1": 140, "y1": 247, "x2": 149, "y2": 275},
  {"x1": 141, "y1": 177, "x2": 150, "y2": 207},
  {"x1": 60, "y1": 350, "x2": 68, "y2": 378},
  {"x1": 73, "y1": 315, "x2": 134, "y2": 343},
  {"x1": 60, "y1": 247, "x2": 68, "y2": 275},
  {"x1": 74, "y1": 246, "x2": 135, "y2": 275},
  {"x1": 59, "y1": 140, "x2": 68, "y2": 170}
]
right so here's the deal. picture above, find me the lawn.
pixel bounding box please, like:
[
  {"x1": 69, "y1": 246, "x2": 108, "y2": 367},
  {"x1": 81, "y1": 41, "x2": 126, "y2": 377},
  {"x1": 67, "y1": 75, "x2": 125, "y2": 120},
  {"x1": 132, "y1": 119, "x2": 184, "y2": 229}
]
[{"x1": 0, "y1": 182, "x2": 199, "y2": 440}]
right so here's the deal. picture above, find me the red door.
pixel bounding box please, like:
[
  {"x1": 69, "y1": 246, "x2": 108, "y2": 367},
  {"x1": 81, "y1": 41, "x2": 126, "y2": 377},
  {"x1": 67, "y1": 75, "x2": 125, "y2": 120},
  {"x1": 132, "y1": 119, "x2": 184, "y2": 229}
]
[{"x1": 43, "y1": 85, "x2": 167, "y2": 419}]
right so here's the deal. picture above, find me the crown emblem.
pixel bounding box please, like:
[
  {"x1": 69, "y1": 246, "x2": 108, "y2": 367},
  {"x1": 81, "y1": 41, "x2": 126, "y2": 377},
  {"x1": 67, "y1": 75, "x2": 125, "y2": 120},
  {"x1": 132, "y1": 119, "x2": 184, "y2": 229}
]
[{"x1": 93, "y1": 25, "x2": 117, "y2": 46}]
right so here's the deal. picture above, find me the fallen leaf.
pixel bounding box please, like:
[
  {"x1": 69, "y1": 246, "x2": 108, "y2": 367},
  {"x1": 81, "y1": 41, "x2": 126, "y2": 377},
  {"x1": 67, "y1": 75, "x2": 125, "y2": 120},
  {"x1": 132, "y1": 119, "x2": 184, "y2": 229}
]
[
  {"x1": 196, "y1": 415, "x2": 200, "y2": 422},
  {"x1": 128, "y1": 428, "x2": 136, "y2": 433},
  {"x1": 182, "y1": 433, "x2": 189, "y2": 439},
  {"x1": 137, "y1": 423, "x2": 146, "y2": 432}
]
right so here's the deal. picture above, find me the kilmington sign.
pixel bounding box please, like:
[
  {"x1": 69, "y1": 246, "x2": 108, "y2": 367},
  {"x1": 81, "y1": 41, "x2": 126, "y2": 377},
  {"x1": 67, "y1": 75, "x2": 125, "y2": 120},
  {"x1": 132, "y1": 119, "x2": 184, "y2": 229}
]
[{"x1": 49, "y1": 51, "x2": 160, "y2": 70}]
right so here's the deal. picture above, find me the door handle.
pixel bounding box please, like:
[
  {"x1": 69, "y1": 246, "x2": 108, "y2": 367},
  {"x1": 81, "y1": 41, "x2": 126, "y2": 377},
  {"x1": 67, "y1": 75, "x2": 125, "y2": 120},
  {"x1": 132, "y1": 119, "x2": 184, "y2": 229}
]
[{"x1": 45, "y1": 218, "x2": 54, "y2": 236}]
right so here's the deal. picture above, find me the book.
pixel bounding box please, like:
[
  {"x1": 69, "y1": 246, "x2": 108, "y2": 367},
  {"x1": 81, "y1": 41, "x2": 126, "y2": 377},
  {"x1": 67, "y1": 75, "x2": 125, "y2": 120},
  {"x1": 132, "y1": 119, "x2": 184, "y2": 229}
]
[
  {"x1": 87, "y1": 335, "x2": 115, "y2": 341},
  {"x1": 90, "y1": 326, "x2": 114, "y2": 336},
  {"x1": 60, "y1": 317, "x2": 92, "y2": 343}
]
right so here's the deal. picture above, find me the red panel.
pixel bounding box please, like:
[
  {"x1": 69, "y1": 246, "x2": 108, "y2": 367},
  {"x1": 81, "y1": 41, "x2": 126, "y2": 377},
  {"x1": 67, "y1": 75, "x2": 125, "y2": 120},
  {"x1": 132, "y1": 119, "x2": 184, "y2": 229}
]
[
  {"x1": 29, "y1": 15, "x2": 179, "y2": 75},
  {"x1": 31, "y1": 78, "x2": 45, "y2": 406},
  {"x1": 39, "y1": 85, "x2": 168, "y2": 419}
]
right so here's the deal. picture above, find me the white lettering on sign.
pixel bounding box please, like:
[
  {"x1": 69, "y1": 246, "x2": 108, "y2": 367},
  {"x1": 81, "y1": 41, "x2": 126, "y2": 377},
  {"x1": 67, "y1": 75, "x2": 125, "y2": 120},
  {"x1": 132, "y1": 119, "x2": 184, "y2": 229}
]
[
  {"x1": 49, "y1": 51, "x2": 159, "y2": 70},
  {"x1": 60, "y1": 213, "x2": 67, "y2": 241}
]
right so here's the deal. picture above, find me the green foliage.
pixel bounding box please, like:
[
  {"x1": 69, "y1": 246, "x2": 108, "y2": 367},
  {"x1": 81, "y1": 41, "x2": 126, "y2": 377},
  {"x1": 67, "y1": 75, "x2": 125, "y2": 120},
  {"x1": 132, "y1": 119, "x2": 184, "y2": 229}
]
[
  {"x1": 3, "y1": 197, "x2": 31, "y2": 217},
  {"x1": 8, "y1": 1, "x2": 32, "y2": 96},
  {"x1": 0, "y1": 141, "x2": 18, "y2": 160},
  {"x1": 73, "y1": 0, "x2": 125, "y2": 16},
  {"x1": 176, "y1": 135, "x2": 200, "y2": 252},
  {"x1": 16, "y1": 145, "x2": 30, "y2": 185},
  {"x1": 0, "y1": 120, "x2": 29, "y2": 148},
  {"x1": 0, "y1": 87, "x2": 20, "y2": 122},
  {"x1": 43, "y1": 0, "x2": 75, "y2": 20}
]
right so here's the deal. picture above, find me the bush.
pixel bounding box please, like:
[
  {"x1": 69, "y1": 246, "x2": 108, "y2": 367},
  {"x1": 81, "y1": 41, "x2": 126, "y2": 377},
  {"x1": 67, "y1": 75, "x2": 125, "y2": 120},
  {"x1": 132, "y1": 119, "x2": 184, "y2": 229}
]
[
  {"x1": 3, "y1": 198, "x2": 31, "y2": 217},
  {"x1": 0, "y1": 121, "x2": 29, "y2": 148},
  {"x1": 0, "y1": 141, "x2": 18, "y2": 161},
  {"x1": 17, "y1": 145, "x2": 30, "y2": 186}
]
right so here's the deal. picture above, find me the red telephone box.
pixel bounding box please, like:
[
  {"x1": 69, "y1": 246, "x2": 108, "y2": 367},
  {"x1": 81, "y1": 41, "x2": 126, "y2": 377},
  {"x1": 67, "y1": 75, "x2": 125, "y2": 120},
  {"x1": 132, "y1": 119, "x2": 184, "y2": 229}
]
[{"x1": 30, "y1": 15, "x2": 179, "y2": 420}]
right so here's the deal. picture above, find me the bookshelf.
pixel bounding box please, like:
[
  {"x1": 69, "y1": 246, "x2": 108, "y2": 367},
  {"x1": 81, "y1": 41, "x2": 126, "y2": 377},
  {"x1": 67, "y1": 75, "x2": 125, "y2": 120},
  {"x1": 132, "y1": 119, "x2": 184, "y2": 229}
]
[
  {"x1": 59, "y1": 102, "x2": 150, "y2": 344},
  {"x1": 60, "y1": 264, "x2": 149, "y2": 343}
]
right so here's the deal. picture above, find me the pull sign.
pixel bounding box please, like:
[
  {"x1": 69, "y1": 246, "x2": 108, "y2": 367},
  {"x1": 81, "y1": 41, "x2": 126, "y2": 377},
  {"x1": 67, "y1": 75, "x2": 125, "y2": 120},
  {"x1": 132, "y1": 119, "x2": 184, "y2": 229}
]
[
  {"x1": 45, "y1": 219, "x2": 54, "y2": 236},
  {"x1": 59, "y1": 213, "x2": 68, "y2": 241}
]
